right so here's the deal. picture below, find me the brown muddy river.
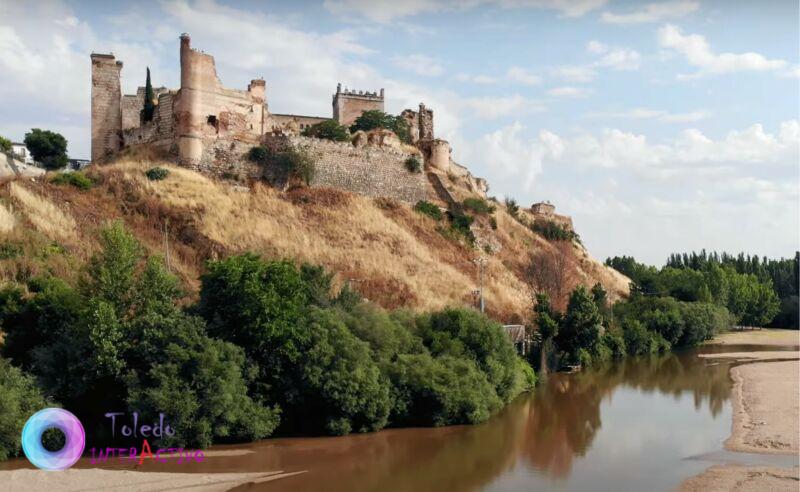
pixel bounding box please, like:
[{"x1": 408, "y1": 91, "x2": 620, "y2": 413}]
[{"x1": 4, "y1": 344, "x2": 797, "y2": 491}]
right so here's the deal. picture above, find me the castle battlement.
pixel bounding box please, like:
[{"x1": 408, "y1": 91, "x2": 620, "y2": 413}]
[{"x1": 89, "y1": 33, "x2": 489, "y2": 204}]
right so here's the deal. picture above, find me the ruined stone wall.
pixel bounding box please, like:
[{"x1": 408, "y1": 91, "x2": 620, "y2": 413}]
[
  {"x1": 289, "y1": 136, "x2": 426, "y2": 203},
  {"x1": 122, "y1": 86, "x2": 170, "y2": 130},
  {"x1": 176, "y1": 34, "x2": 266, "y2": 165},
  {"x1": 196, "y1": 138, "x2": 262, "y2": 180},
  {"x1": 271, "y1": 114, "x2": 330, "y2": 133},
  {"x1": 122, "y1": 92, "x2": 176, "y2": 149},
  {"x1": 91, "y1": 53, "x2": 122, "y2": 161}
]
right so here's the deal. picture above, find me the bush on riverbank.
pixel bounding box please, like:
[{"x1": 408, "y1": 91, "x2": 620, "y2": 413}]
[
  {"x1": 199, "y1": 253, "x2": 535, "y2": 435},
  {"x1": 0, "y1": 358, "x2": 49, "y2": 460}
]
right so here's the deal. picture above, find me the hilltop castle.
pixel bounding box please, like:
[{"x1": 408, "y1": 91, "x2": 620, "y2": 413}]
[{"x1": 90, "y1": 33, "x2": 489, "y2": 203}]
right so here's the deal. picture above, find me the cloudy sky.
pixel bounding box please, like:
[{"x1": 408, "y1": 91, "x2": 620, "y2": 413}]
[{"x1": 0, "y1": 0, "x2": 797, "y2": 264}]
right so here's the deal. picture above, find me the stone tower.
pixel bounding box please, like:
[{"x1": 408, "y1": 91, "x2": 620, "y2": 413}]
[
  {"x1": 90, "y1": 53, "x2": 123, "y2": 161},
  {"x1": 332, "y1": 83, "x2": 385, "y2": 127},
  {"x1": 176, "y1": 33, "x2": 206, "y2": 165}
]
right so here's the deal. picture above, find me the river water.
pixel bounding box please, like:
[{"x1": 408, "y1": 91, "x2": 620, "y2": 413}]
[{"x1": 4, "y1": 344, "x2": 796, "y2": 491}]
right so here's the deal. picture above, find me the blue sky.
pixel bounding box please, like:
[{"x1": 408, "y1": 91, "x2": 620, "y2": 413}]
[{"x1": 0, "y1": 0, "x2": 797, "y2": 264}]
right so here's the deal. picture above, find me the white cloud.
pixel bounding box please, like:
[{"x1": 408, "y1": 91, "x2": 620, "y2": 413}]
[
  {"x1": 458, "y1": 122, "x2": 558, "y2": 190},
  {"x1": 455, "y1": 73, "x2": 498, "y2": 84},
  {"x1": 542, "y1": 120, "x2": 800, "y2": 172},
  {"x1": 550, "y1": 65, "x2": 597, "y2": 82},
  {"x1": 601, "y1": 1, "x2": 699, "y2": 24},
  {"x1": 547, "y1": 86, "x2": 592, "y2": 98},
  {"x1": 550, "y1": 41, "x2": 640, "y2": 83},
  {"x1": 658, "y1": 24, "x2": 788, "y2": 77},
  {"x1": 456, "y1": 66, "x2": 540, "y2": 86},
  {"x1": 588, "y1": 107, "x2": 711, "y2": 123},
  {"x1": 506, "y1": 66, "x2": 541, "y2": 85},
  {"x1": 586, "y1": 40, "x2": 641, "y2": 70},
  {"x1": 463, "y1": 94, "x2": 546, "y2": 119},
  {"x1": 392, "y1": 54, "x2": 445, "y2": 76},
  {"x1": 323, "y1": 0, "x2": 607, "y2": 23}
]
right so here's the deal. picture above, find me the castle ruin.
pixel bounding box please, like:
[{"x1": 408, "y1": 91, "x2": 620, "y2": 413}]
[{"x1": 90, "y1": 33, "x2": 488, "y2": 203}]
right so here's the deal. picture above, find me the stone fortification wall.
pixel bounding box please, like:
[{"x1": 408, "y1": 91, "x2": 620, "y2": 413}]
[
  {"x1": 122, "y1": 86, "x2": 170, "y2": 130},
  {"x1": 288, "y1": 135, "x2": 427, "y2": 203},
  {"x1": 271, "y1": 114, "x2": 330, "y2": 133},
  {"x1": 122, "y1": 92, "x2": 176, "y2": 149}
]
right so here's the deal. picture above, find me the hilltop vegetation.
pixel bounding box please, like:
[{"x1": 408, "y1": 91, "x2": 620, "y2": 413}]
[{"x1": 0, "y1": 157, "x2": 626, "y2": 321}]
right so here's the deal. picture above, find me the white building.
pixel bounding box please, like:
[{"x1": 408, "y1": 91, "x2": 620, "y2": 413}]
[{"x1": 10, "y1": 142, "x2": 35, "y2": 165}]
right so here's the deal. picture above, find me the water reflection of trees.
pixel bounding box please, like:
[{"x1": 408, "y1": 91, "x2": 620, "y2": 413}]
[
  {"x1": 519, "y1": 350, "x2": 731, "y2": 478},
  {"x1": 204, "y1": 350, "x2": 732, "y2": 491}
]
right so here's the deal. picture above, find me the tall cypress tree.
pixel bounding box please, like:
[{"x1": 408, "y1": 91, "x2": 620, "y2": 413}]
[{"x1": 142, "y1": 67, "x2": 155, "y2": 123}]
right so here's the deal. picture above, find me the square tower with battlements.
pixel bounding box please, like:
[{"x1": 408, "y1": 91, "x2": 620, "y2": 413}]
[{"x1": 332, "y1": 83, "x2": 384, "y2": 127}]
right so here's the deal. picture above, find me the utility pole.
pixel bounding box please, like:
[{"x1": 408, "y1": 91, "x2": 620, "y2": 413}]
[
  {"x1": 474, "y1": 256, "x2": 487, "y2": 313},
  {"x1": 163, "y1": 219, "x2": 171, "y2": 273}
]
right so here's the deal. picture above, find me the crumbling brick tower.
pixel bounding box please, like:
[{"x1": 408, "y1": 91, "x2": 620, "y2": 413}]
[
  {"x1": 90, "y1": 53, "x2": 123, "y2": 161},
  {"x1": 332, "y1": 83, "x2": 385, "y2": 127}
]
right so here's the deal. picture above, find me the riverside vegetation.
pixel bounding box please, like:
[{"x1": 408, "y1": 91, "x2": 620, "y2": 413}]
[
  {"x1": 532, "y1": 251, "x2": 794, "y2": 370},
  {"x1": 0, "y1": 222, "x2": 535, "y2": 459}
]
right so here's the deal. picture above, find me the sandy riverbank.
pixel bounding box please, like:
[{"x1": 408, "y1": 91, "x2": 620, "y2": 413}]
[
  {"x1": 0, "y1": 469, "x2": 305, "y2": 491},
  {"x1": 706, "y1": 328, "x2": 800, "y2": 347},
  {"x1": 680, "y1": 331, "x2": 800, "y2": 491}
]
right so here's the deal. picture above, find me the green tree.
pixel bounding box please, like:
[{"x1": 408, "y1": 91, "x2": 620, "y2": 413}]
[
  {"x1": 556, "y1": 286, "x2": 603, "y2": 363},
  {"x1": 23, "y1": 129, "x2": 68, "y2": 170},
  {"x1": 726, "y1": 269, "x2": 780, "y2": 326},
  {"x1": 417, "y1": 307, "x2": 533, "y2": 403},
  {"x1": 0, "y1": 358, "x2": 49, "y2": 460},
  {"x1": 349, "y1": 110, "x2": 411, "y2": 143},
  {"x1": 141, "y1": 67, "x2": 155, "y2": 123},
  {"x1": 301, "y1": 119, "x2": 350, "y2": 141},
  {"x1": 533, "y1": 293, "x2": 560, "y2": 374},
  {"x1": 0, "y1": 135, "x2": 11, "y2": 153}
]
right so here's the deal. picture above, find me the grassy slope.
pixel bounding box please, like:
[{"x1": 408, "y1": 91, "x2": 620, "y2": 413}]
[{"x1": 0, "y1": 158, "x2": 628, "y2": 321}]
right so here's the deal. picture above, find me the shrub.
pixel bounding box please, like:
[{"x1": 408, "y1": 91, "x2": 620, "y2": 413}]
[
  {"x1": 349, "y1": 110, "x2": 412, "y2": 144},
  {"x1": 489, "y1": 216, "x2": 498, "y2": 230},
  {"x1": 621, "y1": 319, "x2": 670, "y2": 356},
  {"x1": 447, "y1": 209, "x2": 475, "y2": 244},
  {"x1": 532, "y1": 220, "x2": 575, "y2": 241},
  {"x1": 414, "y1": 200, "x2": 443, "y2": 221},
  {"x1": 144, "y1": 167, "x2": 169, "y2": 181},
  {"x1": 504, "y1": 197, "x2": 519, "y2": 217},
  {"x1": 405, "y1": 156, "x2": 422, "y2": 173},
  {"x1": 0, "y1": 136, "x2": 10, "y2": 153},
  {"x1": 50, "y1": 171, "x2": 93, "y2": 190},
  {"x1": 388, "y1": 353, "x2": 501, "y2": 426},
  {"x1": 417, "y1": 307, "x2": 533, "y2": 403},
  {"x1": 462, "y1": 197, "x2": 494, "y2": 215},
  {"x1": 247, "y1": 145, "x2": 270, "y2": 163},
  {"x1": 248, "y1": 145, "x2": 316, "y2": 185},
  {"x1": 301, "y1": 120, "x2": 350, "y2": 142},
  {"x1": 0, "y1": 358, "x2": 49, "y2": 460}
]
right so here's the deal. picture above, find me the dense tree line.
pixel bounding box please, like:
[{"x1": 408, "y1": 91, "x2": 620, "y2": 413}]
[
  {"x1": 0, "y1": 223, "x2": 534, "y2": 460},
  {"x1": 665, "y1": 250, "x2": 798, "y2": 329},
  {"x1": 606, "y1": 251, "x2": 794, "y2": 328}
]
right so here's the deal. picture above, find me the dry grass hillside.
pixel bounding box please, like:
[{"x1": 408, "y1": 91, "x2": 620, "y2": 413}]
[{"x1": 0, "y1": 157, "x2": 629, "y2": 322}]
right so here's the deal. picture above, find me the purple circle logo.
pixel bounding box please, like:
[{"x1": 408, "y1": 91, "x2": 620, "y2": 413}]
[{"x1": 21, "y1": 408, "x2": 85, "y2": 471}]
